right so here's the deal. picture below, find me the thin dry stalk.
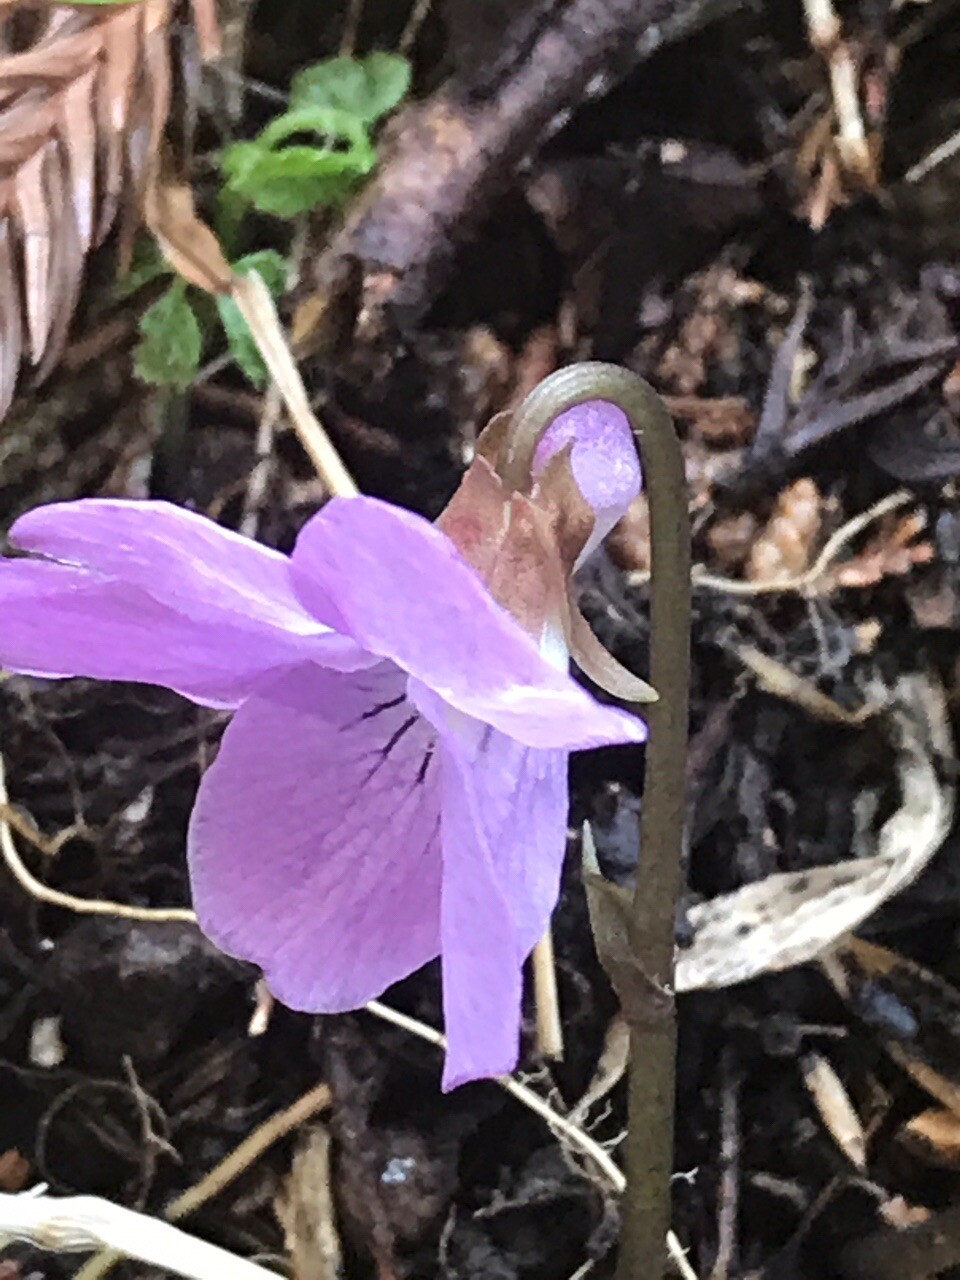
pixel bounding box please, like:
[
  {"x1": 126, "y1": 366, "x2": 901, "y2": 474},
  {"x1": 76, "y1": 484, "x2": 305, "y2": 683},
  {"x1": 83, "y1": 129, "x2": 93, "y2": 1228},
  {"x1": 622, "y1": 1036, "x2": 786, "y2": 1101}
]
[
  {"x1": 364, "y1": 1000, "x2": 698, "y2": 1279},
  {"x1": 801, "y1": 0, "x2": 875, "y2": 184},
  {"x1": 626, "y1": 490, "x2": 914, "y2": 597},
  {"x1": 73, "y1": 1080, "x2": 332, "y2": 1280}
]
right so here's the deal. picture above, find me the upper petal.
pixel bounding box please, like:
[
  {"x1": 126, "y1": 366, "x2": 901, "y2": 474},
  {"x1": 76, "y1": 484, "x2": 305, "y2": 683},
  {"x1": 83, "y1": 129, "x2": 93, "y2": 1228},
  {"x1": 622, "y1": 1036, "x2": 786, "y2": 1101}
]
[
  {"x1": 0, "y1": 499, "x2": 366, "y2": 706},
  {"x1": 292, "y1": 497, "x2": 647, "y2": 750},
  {"x1": 437, "y1": 726, "x2": 568, "y2": 1089},
  {"x1": 533, "y1": 400, "x2": 642, "y2": 565},
  {"x1": 12, "y1": 499, "x2": 328, "y2": 636},
  {"x1": 188, "y1": 662, "x2": 443, "y2": 1010}
]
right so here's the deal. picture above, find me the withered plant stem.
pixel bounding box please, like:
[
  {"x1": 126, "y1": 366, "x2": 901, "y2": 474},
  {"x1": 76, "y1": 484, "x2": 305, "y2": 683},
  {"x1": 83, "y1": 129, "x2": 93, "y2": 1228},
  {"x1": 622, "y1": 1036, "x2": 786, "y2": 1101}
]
[{"x1": 509, "y1": 364, "x2": 691, "y2": 1280}]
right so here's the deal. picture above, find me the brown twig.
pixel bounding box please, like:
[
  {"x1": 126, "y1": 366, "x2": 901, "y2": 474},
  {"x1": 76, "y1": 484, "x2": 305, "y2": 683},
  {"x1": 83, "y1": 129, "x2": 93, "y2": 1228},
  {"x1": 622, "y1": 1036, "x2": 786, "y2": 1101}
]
[
  {"x1": 398, "y1": 0, "x2": 435, "y2": 54},
  {"x1": 531, "y1": 928, "x2": 564, "y2": 1060},
  {"x1": 306, "y1": 0, "x2": 733, "y2": 346},
  {"x1": 802, "y1": 0, "x2": 873, "y2": 182},
  {"x1": 338, "y1": 0, "x2": 364, "y2": 57}
]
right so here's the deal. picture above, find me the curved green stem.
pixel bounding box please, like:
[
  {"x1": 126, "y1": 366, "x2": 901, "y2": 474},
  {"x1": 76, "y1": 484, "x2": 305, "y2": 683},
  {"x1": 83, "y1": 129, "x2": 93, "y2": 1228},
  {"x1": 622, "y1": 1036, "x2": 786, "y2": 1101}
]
[{"x1": 508, "y1": 363, "x2": 691, "y2": 1280}]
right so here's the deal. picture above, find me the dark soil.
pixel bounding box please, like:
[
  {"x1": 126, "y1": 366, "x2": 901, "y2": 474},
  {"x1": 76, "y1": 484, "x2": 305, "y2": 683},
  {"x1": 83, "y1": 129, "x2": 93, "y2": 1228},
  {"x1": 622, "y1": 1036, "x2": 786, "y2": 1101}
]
[{"x1": 4, "y1": 1, "x2": 960, "y2": 1278}]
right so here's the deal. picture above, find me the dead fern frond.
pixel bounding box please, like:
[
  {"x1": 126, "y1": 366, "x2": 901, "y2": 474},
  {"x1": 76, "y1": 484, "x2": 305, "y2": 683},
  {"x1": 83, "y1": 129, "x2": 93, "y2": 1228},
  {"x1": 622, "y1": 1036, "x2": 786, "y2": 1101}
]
[{"x1": 0, "y1": 0, "x2": 217, "y2": 419}]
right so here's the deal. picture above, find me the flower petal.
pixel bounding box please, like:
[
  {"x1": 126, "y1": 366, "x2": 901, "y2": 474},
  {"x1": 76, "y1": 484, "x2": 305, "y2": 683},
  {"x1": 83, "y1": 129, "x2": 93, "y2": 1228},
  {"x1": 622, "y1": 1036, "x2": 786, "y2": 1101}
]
[
  {"x1": 533, "y1": 399, "x2": 642, "y2": 559},
  {"x1": 292, "y1": 498, "x2": 647, "y2": 750},
  {"x1": 12, "y1": 499, "x2": 329, "y2": 635},
  {"x1": 188, "y1": 662, "x2": 443, "y2": 1010},
  {"x1": 437, "y1": 725, "x2": 568, "y2": 1089},
  {"x1": 0, "y1": 500, "x2": 367, "y2": 706}
]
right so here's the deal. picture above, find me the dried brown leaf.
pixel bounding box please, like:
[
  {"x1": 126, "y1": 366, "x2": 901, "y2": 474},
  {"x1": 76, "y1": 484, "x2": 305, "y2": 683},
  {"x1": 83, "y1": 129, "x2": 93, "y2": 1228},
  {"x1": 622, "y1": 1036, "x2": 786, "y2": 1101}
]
[
  {"x1": 0, "y1": 0, "x2": 219, "y2": 419},
  {"x1": 737, "y1": 645, "x2": 877, "y2": 727},
  {"x1": 0, "y1": 218, "x2": 20, "y2": 409},
  {"x1": 878, "y1": 1197, "x2": 932, "y2": 1232},
  {"x1": 189, "y1": 0, "x2": 221, "y2": 60},
  {"x1": 662, "y1": 394, "x2": 756, "y2": 447},
  {"x1": 655, "y1": 264, "x2": 765, "y2": 396},
  {"x1": 900, "y1": 1108, "x2": 960, "y2": 1169},
  {"x1": 746, "y1": 477, "x2": 823, "y2": 583},
  {"x1": 144, "y1": 175, "x2": 233, "y2": 294},
  {"x1": 0, "y1": 1148, "x2": 29, "y2": 1193}
]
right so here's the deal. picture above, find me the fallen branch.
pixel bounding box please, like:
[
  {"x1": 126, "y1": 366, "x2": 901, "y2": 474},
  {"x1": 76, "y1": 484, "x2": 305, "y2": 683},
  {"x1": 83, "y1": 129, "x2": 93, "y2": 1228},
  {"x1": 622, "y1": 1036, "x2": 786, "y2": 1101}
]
[{"x1": 304, "y1": 0, "x2": 739, "y2": 346}]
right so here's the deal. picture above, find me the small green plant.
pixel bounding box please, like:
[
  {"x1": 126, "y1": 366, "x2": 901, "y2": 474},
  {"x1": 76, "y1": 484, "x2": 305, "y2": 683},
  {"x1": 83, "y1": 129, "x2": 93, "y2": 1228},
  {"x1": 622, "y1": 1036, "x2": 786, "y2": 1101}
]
[
  {"x1": 220, "y1": 52, "x2": 410, "y2": 217},
  {"x1": 126, "y1": 245, "x2": 287, "y2": 390},
  {"x1": 134, "y1": 279, "x2": 203, "y2": 390},
  {"x1": 125, "y1": 52, "x2": 410, "y2": 389}
]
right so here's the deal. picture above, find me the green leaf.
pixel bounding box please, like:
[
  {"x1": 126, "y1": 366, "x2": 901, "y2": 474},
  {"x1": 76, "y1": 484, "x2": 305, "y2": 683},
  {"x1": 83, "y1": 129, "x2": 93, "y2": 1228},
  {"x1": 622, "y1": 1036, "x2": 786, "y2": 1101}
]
[
  {"x1": 232, "y1": 250, "x2": 288, "y2": 295},
  {"x1": 218, "y1": 295, "x2": 265, "y2": 387},
  {"x1": 213, "y1": 183, "x2": 250, "y2": 258},
  {"x1": 258, "y1": 105, "x2": 372, "y2": 152},
  {"x1": 221, "y1": 143, "x2": 373, "y2": 217},
  {"x1": 134, "y1": 281, "x2": 202, "y2": 389},
  {"x1": 218, "y1": 253, "x2": 290, "y2": 387},
  {"x1": 220, "y1": 105, "x2": 376, "y2": 217},
  {"x1": 290, "y1": 52, "x2": 411, "y2": 124}
]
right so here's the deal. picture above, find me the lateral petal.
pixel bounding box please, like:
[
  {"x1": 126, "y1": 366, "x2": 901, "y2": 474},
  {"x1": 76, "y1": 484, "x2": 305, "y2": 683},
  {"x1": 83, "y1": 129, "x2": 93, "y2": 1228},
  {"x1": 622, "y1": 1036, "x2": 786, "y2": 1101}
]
[
  {"x1": 293, "y1": 497, "x2": 646, "y2": 750},
  {"x1": 188, "y1": 663, "x2": 443, "y2": 1010},
  {"x1": 0, "y1": 499, "x2": 365, "y2": 705}
]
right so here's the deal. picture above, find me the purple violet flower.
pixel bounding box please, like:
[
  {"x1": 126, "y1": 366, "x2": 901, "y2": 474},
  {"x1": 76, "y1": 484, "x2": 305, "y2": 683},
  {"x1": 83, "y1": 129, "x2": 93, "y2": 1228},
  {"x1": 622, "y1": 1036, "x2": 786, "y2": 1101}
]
[{"x1": 0, "y1": 400, "x2": 646, "y2": 1088}]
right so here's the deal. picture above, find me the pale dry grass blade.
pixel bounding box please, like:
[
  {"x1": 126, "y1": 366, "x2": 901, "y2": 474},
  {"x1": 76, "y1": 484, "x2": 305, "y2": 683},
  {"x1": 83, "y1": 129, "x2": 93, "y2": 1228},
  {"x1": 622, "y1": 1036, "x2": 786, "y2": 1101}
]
[
  {"x1": 13, "y1": 143, "x2": 53, "y2": 363},
  {"x1": 96, "y1": 8, "x2": 140, "y2": 241},
  {"x1": 61, "y1": 67, "x2": 97, "y2": 250},
  {"x1": 189, "y1": 0, "x2": 222, "y2": 60},
  {"x1": 0, "y1": 217, "x2": 20, "y2": 412}
]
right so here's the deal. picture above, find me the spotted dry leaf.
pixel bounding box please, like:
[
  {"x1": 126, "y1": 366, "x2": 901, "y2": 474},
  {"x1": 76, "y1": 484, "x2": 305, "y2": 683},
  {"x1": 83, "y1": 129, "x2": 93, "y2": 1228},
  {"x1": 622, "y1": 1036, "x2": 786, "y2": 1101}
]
[
  {"x1": 0, "y1": 0, "x2": 218, "y2": 419},
  {"x1": 675, "y1": 672, "x2": 955, "y2": 993}
]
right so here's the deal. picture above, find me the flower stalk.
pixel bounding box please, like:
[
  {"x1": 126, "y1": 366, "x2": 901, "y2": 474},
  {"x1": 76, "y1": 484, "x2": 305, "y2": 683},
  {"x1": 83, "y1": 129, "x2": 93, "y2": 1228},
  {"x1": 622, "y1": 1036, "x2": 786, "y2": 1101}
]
[{"x1": 508, "y1": 364, "x2": 691, "y2": 1280}]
